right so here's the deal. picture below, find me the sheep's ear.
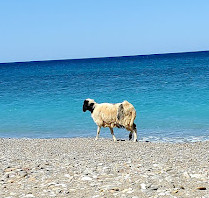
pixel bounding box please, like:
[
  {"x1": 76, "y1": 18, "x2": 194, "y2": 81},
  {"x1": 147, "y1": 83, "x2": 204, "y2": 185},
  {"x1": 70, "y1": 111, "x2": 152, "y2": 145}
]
[{"x1": 90, "y1": 103, "x2": 94, "y2": 107}]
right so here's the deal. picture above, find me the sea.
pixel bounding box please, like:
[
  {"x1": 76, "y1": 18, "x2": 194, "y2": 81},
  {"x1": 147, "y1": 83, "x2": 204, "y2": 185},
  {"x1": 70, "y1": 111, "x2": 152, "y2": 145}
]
[{"x1": 0, "y1": 51, "x2": 209, "y2": 142}]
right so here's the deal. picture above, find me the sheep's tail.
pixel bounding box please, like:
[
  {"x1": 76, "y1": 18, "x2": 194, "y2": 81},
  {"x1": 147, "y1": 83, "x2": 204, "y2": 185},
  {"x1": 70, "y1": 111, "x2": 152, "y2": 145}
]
[{"x1": 130, "y1": 108, "x2": 136, "y2": 127}]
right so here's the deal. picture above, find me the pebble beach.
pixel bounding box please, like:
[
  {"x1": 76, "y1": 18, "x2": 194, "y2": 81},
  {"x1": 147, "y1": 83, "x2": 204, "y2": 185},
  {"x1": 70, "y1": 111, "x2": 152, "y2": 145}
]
[{"x1": 0, "y1": 138, "x2": 209, "y2": 198}]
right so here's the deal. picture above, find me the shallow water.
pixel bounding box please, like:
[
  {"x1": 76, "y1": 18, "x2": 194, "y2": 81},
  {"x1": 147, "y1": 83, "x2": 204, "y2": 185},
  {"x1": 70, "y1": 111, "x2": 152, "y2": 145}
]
[{"x1": 0, "y1": 51, "x2": 209, "y2": 142}]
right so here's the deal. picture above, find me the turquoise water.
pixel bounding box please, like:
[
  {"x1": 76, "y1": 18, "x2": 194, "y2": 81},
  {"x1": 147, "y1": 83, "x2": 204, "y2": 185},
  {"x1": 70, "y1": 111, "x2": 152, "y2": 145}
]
[{"x1": 0, "y1": 51, "x2": 209, "y2": 142}]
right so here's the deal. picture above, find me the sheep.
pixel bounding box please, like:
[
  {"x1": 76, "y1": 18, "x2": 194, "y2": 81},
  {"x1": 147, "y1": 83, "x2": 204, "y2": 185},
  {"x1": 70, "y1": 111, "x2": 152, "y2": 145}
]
[{"x1": 83, "y1": 98, "x2": 138, "y2": 142}]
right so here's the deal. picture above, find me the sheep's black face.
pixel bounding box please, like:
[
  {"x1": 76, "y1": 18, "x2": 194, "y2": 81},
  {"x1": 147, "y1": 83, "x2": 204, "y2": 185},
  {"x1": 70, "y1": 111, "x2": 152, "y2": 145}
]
[
  {"x1": 83, "y1": 100, "x2": 88, "y2": 112},
  {"x1": 83, "y1": 99, "x2": 95, "y2": 113}
]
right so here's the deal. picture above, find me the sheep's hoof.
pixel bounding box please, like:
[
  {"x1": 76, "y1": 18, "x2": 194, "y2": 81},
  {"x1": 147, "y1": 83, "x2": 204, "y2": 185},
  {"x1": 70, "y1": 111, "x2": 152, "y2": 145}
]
[
  {"x1": 95, "y1": 137, "x2": 98, "y2": 141},
  {"x1": 117, "y1": 139, "x2": 125, "y2": 141},
  {"x1": 133, "y1": 139, "x2": 138, "y2": 142}
]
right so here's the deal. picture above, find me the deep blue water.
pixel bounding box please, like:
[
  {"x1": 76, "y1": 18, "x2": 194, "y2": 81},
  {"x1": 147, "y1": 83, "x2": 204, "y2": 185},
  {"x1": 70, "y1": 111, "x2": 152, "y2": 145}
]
[{"x1": 0, "y1": 51, "x2": 209, "y2": 142}]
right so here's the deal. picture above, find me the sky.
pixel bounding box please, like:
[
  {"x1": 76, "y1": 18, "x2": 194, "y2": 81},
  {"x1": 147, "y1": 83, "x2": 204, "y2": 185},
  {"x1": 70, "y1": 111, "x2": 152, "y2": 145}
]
[{"x1": 0, "y1": 0, "x2": 209, "y2": 63}]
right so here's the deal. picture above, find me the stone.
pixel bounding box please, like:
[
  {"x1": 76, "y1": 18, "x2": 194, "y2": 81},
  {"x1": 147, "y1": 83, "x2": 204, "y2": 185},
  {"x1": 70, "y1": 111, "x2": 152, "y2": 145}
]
[
  {"x1": 55, "y1": 183, "x2": 67, "y2": 188},
  {"x1": 102, "y1": 167, "x2": 111, "y2": 173},
  {"x1": 24, "y1": 194, "x2": 35, "y2": 198},
  {"x1": 7, "y1": 179, "x2": 14, "y2": 183},
  {"x1": 197, "y1": 187, "x2": 206, "y2": 190},
  {"x1": 4, "y1": 168, "x2": 16, "y2": 172},
  {"x1": 64, "y1": 174, "x2": 71, "y2": 178},
  {"x1": 183, "y1": 172, "x2": 190, "y2": 179},
  {"x1": 81, "y1": 176, "x2": 92, "y2": 181},
  {"x1": 140, "y1": 183, "x2": 146, "y2": 190},
  {"x1": 190, "y1": 174, "x2": 206, "y2": 179},
  {"x1": 110, "y1": 188, "x2": 119, "y2": 192},
  {"x1": 158, "y1": 192, "x2": 166, "y2": 196},
  {"x1": 28, "y1": 177, "x2": 36, "y2": 182},
  {"x1": 47, "y1": 182, "x2": 56, "y2": 188},
  {"x1": 18, "y1": 171, "x2": 28, "y2": 178},
  {"x1": 149, "y1": 185, "x2": 159, "y2": 191},
  {"x1": 173, "y1": 190, "x2": 179, "y2": 194},
  {"x1": 2, "y1": 174, "x2": 9, "y2": 179}
]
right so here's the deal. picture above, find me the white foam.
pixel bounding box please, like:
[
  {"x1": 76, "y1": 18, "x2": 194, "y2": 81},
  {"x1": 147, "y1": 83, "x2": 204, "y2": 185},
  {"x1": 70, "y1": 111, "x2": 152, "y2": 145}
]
[{"x1": 140, "y1": 135, "x2": 209, "y2": 143}]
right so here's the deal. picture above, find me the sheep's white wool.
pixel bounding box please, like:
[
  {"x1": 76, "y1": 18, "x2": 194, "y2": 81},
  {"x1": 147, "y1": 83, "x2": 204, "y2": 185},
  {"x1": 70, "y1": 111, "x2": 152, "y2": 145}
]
[{"x1": 83, "y1": 99, "x2": 138, "y2": 142}]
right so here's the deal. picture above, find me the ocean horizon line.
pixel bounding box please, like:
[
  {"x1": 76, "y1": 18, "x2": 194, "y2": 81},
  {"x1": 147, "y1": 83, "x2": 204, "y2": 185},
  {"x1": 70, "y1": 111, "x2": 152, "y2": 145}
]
[{"x1": 1, "y1": 50, "x2": 209, "y2": 65}]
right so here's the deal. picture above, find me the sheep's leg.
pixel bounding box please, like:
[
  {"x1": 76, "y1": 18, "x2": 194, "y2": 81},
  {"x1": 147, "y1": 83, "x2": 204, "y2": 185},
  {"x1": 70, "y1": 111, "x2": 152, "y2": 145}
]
[
  {"x1": 133, "y1": 129, "x2": 138, "y2": 142},
  {"x1": 129, "y1": 132, "x2": 133, "y2": 140},
  {"x1": 109, "y1": 127, "x2": 117, "y2": 142},
  {"x1": 133, "y1": 123, "x2": 138, "y2": 142},
  {"x1": 95, "y1": 126, "x2": 101, "y2": 140}
]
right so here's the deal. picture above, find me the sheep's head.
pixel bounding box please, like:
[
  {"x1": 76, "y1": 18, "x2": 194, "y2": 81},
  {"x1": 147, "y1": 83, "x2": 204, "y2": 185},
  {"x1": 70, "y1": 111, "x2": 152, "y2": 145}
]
[{"x1": 83, "y1": 99, "x2": 96, "y2": 113}]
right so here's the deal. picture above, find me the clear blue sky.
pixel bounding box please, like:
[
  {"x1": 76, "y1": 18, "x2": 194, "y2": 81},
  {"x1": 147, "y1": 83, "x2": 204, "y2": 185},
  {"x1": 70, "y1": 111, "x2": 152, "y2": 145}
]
[{"x1": 1, "y1": 0, "x2": 209, "y2": 63}]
